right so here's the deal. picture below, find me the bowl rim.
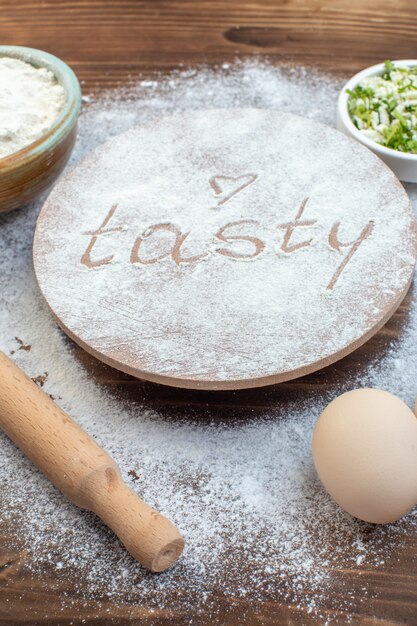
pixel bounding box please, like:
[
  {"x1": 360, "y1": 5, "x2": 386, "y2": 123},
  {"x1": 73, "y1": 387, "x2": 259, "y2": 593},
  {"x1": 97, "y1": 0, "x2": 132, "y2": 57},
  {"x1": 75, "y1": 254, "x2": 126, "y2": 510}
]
[
  {"x1": 338, "y1": 59, "x2": 417, "y2": 162},
  {"x1": 0, "y1": 45, "x2": 81, "y2": 171}
]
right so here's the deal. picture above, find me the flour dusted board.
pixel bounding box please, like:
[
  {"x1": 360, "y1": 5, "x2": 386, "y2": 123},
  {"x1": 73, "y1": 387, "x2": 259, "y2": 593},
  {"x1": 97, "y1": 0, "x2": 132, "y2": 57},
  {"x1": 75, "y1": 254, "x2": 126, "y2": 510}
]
[{"x1": 33, "y1": 109, "x2": 417, "y2": 390}]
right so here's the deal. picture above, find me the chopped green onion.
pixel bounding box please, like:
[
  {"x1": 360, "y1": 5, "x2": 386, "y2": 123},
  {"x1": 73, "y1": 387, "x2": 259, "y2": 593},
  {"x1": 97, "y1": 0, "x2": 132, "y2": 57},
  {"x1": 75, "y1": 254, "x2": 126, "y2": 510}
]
[{"x1": 347, "y1": 60, "x2": 417, "y2": 154}]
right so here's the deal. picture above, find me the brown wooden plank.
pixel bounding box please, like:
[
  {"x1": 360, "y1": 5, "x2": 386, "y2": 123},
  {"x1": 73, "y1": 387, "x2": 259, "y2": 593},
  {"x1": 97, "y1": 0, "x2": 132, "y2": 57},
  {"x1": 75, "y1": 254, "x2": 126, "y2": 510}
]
[{"x1": 1, "y1": 0, "x2": 417, "y2": 90}]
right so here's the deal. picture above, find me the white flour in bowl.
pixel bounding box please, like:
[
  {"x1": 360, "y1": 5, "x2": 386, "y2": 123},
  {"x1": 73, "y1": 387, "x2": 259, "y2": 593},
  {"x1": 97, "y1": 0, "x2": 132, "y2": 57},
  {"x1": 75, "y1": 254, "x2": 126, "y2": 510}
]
[
  {"x1": 0, "y1": 56, "x2": 65, "y2": 158},
  {"x1": 0, "y1": 61, "x2": 417, "y2": 623}
]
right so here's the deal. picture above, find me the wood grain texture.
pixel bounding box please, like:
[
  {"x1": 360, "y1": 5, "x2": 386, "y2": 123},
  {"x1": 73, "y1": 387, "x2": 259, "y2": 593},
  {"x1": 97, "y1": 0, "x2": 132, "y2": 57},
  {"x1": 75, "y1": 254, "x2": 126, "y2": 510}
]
[
  {"x1": 1, "y1": 0, "x2": 417, "y2": 91},
  {"x1": 1, "y1": 0, "x2": 417, "y2": 624}
]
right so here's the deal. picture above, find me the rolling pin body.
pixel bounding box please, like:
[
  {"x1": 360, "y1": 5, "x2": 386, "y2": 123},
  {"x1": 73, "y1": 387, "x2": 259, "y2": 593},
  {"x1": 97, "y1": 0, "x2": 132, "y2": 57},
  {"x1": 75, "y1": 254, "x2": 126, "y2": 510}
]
[{"x1": 0, "y1": 350, "x2": 184, "y2": 572}]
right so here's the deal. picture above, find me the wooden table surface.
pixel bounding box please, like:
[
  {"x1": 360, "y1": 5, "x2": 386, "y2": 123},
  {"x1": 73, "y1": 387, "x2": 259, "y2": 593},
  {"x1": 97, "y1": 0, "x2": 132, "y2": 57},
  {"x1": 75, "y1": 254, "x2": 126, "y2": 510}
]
[{"x1": 1, "y1": 1, "x2": 417, "y2": 624}]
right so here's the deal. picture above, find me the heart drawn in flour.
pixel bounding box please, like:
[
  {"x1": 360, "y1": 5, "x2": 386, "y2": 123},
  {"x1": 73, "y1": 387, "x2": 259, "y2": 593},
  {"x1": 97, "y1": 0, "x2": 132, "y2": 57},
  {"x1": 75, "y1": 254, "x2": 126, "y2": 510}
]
[{"x1": 209, "y1": 174, "x2": 258, "y2": 207}]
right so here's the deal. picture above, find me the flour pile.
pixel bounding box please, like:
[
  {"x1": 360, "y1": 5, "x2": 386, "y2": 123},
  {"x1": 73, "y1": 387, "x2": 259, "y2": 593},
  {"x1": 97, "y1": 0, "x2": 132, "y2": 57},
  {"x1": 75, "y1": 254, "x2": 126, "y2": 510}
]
[
  {"x1": 0, "y1": 56, "x2": 65, "y2": 158},
  {"x1": 0, "y1": 61, "x2": 416, "y2": 623}
]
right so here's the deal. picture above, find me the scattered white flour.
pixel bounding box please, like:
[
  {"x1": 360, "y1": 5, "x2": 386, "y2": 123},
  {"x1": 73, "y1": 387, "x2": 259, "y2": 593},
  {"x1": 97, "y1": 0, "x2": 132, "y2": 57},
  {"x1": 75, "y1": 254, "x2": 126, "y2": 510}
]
[
  {"x1": 0, "y1": 56, "x2": 65, "y2": 158},
  {"x1": 0, "y1": 61, "x2": 417, "y2": 623}
]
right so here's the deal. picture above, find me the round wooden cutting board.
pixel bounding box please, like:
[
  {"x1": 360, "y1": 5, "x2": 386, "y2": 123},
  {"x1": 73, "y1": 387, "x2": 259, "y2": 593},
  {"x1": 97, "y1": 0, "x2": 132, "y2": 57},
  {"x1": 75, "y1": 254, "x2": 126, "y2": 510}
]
[{"x1": 33, "y1": 109, "x2": 417, "y2": 390}]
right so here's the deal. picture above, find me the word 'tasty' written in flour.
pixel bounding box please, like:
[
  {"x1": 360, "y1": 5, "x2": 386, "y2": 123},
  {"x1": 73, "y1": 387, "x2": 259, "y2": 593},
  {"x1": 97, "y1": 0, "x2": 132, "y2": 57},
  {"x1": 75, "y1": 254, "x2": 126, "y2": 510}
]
[{"x1": 80, "y1": 199, "x2": 374, "y2": 292}]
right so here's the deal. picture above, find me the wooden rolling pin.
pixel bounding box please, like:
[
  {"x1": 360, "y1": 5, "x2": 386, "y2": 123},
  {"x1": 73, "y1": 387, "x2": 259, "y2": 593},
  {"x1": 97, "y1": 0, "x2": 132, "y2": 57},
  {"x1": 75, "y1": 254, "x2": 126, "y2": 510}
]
[{"x1": 0, "y1": 351, "x2": 184, "y2": 572}]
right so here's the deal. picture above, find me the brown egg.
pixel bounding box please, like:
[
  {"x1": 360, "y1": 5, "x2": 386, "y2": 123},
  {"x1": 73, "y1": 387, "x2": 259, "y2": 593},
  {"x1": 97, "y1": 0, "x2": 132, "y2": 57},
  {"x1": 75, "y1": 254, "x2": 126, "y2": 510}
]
[{"x1": 312, "y1": 389, "x2": 417, "y2": 524}]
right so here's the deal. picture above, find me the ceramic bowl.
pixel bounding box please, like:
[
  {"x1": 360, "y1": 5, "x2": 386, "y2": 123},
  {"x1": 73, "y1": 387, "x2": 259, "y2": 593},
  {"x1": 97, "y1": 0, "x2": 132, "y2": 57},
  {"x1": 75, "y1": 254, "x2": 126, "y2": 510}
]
[
  {"x1": 0, "y1": 46, "x2": 81, "y2": 213},
  {"x1": 337, "y1": 60, "x2": 417, "y2": 183}
]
